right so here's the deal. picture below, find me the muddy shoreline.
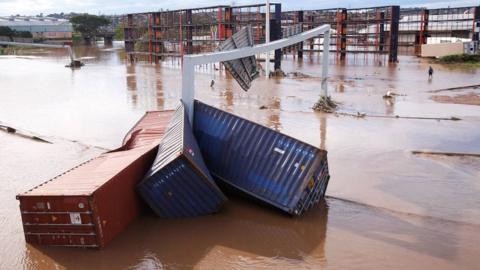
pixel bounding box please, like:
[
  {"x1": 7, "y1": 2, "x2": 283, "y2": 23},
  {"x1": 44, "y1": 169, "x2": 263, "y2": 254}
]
[{"x1": 431, "y1": 92, "x2": 480, "y2": 106}]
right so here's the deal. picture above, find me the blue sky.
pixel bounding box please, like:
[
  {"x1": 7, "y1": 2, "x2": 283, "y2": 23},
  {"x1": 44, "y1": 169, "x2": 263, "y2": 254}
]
[{"x1": 0, "y1": 0, "x2": 479, "y2": 16}]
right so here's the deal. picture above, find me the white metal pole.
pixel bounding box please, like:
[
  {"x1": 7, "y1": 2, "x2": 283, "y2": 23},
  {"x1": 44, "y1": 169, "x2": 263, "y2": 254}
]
[
  {"x1": 182, "y1": 57, "x2": 195, "y2": 121},
  {"x1": 265, "y1": 0, "x2": 270, "y2": 78},
  {"x1": 321, "y1": 30, "x2": 330, "y2": 98}
]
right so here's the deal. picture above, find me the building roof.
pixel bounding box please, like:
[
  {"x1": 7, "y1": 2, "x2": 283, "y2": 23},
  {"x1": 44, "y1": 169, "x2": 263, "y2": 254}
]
[{"x1": 0, "y1": 16, "x2": 73, "y2": 32}]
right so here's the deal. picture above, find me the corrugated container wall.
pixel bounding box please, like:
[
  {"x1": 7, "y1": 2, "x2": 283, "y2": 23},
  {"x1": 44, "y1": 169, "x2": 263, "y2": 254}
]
[
  {"x1": 137, "y1": 104, "x2": 227, "y2": 218},
  {"x1": 16, "y1": 110, "x2": 174, "y2": 248},
  {"x1": 193, "y1": 101, "x2": 330, "y2": 216},
  {"x1": 218, "y1": 26, "x2": 259, "y2": 91}
]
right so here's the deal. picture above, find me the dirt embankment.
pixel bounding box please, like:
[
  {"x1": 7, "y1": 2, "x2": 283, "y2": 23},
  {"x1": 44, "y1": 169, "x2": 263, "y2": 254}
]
[
  {"x1": 431, "y1": 92, "x2": 480, "y2": 106},
  {"x1": 435, "y1": 54, "x2": 480, "y2": 67}
]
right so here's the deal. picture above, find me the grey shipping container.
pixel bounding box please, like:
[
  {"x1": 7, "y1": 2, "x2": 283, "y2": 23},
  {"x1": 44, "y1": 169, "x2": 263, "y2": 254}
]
[
  {"x1": 218, "y1": 26, "x2": 259, "y2": 91},
  {"x1": 193, "y1": 100, "x2": 330, "y2": 216},
  {"x1": 137, "y1": 104, "x2": 227, "y2": 218}
]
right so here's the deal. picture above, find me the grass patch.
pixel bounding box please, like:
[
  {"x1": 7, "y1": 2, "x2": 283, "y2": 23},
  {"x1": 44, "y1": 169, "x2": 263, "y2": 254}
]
[
  {"x1": 0, "y1": 47, "x2": 15, "y2": 55},
  {"x1": 436, "y1": 53, "x2": 480, "y2": 66},
  {"x1": 72, "y1": 33, "x2": 83, "y2": 44}
]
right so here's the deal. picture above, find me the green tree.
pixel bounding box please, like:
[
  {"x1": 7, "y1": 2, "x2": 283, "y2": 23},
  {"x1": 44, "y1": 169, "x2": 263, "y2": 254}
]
[
  {"x1": 0, "y1": 26, "x2": 14, "y2": 40},
  {"x1": 114, "y1": 24, "x2": 124, "y2": 40},
  {"x1": 69, "y1": 14, "x2": 110, "y2": 38},
  {"x1": 14, "y1": 31, "x2": 33, "y2": 38}
]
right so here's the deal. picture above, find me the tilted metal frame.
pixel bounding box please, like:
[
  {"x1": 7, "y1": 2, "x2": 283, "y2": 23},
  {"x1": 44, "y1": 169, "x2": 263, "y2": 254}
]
[{"x1": 181, "y1": 24, "x2": 331, "y2": 122}]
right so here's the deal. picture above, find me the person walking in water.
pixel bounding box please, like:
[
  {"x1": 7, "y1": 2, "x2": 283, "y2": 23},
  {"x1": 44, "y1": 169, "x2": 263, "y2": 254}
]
[{"x1": 428, "y1": 66, "x2": 434, "y2": 79}]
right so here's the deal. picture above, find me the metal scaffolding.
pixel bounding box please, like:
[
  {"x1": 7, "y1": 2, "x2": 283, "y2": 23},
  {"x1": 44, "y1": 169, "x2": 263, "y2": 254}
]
[
  {"x1": 124, "y1": 4, "x2": 282, "y2": 67},
  {"x1": 398, "y1": 6, "x2": 480, "y2": 55},
  {"x1": 124, "y1": 4, "x2": 480, "y2": 63},
  {"x1": 282, "y1": 6, "x2": 400, "y2": 62}
]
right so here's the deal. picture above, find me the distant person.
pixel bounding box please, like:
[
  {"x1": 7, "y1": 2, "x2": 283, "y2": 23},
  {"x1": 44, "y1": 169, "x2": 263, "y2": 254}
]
[{"x1": 428, "y1": 66, "x2": 434, "y2": 79}]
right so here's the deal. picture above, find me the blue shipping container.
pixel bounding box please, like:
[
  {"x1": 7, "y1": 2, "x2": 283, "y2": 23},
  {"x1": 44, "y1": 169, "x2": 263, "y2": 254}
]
[
  {"x1": 137, "y1": 104, "x2": 227, "y2": 218},
  {"x1": 193, "y1": 100, "x2": 330, "y2": 216}
]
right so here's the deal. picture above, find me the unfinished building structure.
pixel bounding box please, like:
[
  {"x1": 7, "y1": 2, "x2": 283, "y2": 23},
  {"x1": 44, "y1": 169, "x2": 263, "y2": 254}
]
[
  {"x1": 124, "y1": 4, "x2": 480, "y2": 64},
  {"x1": 282, "y1": 6, "x2": 400, "y2": 62},
  {"x1": 124, "y1": 4, "x2": 283, "y2": 68},
  {"x1": 398, "y1": 6, "x2": 480, "y2": 54}
]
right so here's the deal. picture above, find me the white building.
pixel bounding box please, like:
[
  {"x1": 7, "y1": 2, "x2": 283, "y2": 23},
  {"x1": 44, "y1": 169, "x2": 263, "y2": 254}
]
[{"x1": 0, "y1": 16, "x2": 73, "y2": 40}]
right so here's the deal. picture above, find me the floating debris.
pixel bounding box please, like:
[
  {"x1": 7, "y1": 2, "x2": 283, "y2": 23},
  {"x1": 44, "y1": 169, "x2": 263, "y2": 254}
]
[
  {"x1": 270, "y1": 69, "x2": 286, "y2": 78},
  {"x1": 356, "y1": 112, "x2": 367, "y2": 118},
  {"x1": 383, "y1": 90, "x2": 406, "y2": 99},
  {"x1": 0, "y1": 123, "x2": 51, "y2": 143},
  {"x1": 334, "y1": 112, "x2": 461, "y2": 121},
  {"x1": 412, "y1": 150, "x2": 480, "y2": 158},
  {"x1": 313, "y1": 96, "x2": 338, "y2": 113},
  {"x1": 287, "y1": 71, "x2": 313, "y2": 79},
  {"x1": 65, "y1": 59, "x2": 84, "y2": 68},
  {"x1": 383, "y1": 91, "x2": 395, "y2": 99}
]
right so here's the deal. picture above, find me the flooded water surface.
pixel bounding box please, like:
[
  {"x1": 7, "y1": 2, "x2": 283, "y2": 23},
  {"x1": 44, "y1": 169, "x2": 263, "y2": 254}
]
[{"x1": 1, "y1": 43, "x2": 480, "y2": 269}]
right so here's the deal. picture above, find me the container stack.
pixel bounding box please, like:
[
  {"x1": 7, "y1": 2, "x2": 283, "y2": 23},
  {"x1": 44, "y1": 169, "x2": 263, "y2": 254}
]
[
  {"x1": 17, "y1": 101, "x2": 331, "y2": 249},
  {"x1": 16, "y1": 111, "x2": 174, "y2": 248}
]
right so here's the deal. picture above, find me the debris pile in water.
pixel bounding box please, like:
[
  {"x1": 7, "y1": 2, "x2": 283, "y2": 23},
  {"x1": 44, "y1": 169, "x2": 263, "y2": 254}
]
[
  {"x1": 287, "y1": 71, "x2": 312, "y2": 79},
  {"x1": 313, "y1": 96, "x2": 338, "y2": 113},
  {"x1": 66, "y1": 60, "x2": 84, "y2": 68},
  {"x1": 270, "y1": 69, "x2": 286, "y2": 78}
]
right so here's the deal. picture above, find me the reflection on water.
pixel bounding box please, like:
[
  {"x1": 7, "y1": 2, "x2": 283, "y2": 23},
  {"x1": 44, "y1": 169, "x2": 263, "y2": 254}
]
[
  {"x1": 383, "y1": 96, "x2": 395, "y2": 115},
  {"x1": 21, "y1": 196, "x2": 480, "y2": 270},
  {"x1": 156, "y1": 67, "x2": 165, "y2": 111},
  {"x1": 24, "y1": 197, "x2": 328, "y2": 269},
  {"x1": 126, "y1": 64, "x2": 138, "y2": 106},
  {"x1": 316, "y1": 114, "x2": 328, "y2": 150}
]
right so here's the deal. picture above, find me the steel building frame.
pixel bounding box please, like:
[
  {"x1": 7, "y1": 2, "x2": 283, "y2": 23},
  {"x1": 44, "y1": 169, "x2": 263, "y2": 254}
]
[
  {"x1": 124, "y1": 4, "x2": 480, "y2": 63},
  {"x1": 398, "y1": 6, "x2": 480, "y2": 55},
  {"x1": 282, "y1": 6, "x2": 400, "y2": 62},
  {"x1": 124, "y1": 3, "x2": 283, "y2": 67}
]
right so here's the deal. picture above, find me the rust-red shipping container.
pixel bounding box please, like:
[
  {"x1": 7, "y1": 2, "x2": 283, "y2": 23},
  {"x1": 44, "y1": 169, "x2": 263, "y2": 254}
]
[{"x1": 16, "y1": 110, "x2": 174, "y2": 248}]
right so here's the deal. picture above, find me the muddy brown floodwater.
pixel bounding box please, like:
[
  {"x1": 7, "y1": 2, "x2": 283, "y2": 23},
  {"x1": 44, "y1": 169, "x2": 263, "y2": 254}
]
[{"x1": 1, "y1": 43, "x2": 480, "y2": 270}]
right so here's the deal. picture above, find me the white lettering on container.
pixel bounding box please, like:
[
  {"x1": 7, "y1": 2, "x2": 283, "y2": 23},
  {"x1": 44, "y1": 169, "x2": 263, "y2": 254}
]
[
  {"x1": 274, "y1": 147, "x2": 285, "y2": 155},
  {"x1": 70, "y1": 213, "x2": 82, "y2": 225}
]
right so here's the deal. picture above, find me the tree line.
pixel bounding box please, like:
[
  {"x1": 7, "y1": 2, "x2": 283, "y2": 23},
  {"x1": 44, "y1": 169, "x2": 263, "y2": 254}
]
[
  {"x1": 1, "y1": 14, "x2": 123, "y2": 43},
  {"x1": 69, "y1": 14, "x2": 110, "y2": 38},
  {"x1": 0, "y1": 26, "x2": 33, "y2": 40}
]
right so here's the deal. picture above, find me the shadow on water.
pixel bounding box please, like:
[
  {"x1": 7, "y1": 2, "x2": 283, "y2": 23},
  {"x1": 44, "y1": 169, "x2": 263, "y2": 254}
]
[{"x1": 25, "y1": 196, "x2": 329, "y2": 269}]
